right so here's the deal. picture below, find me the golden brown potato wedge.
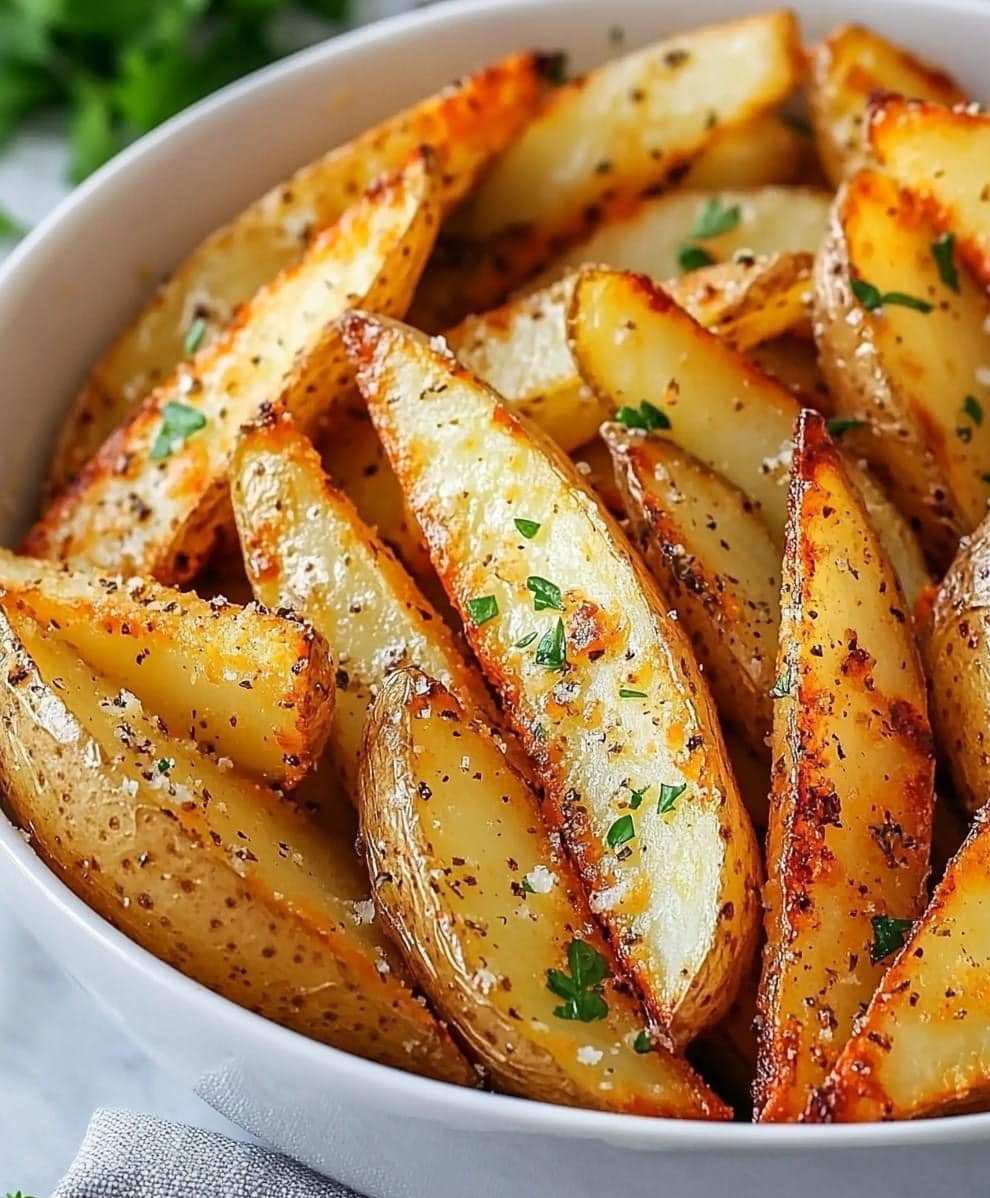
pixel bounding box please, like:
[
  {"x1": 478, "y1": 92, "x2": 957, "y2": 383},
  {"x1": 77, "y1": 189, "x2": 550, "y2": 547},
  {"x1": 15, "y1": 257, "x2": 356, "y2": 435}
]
[
  {"x1": 48, "y1": 54, "x2": 545, "y2": 492},
  {"x1": 0, "y1": 608, "x2": 473, "y2": 1084},
  {"x1": 231, "y1": 409, "x2": 496, "y2": 798},
  {"x1": 446, "y1": 253, "x2": 814, "y2": 457},
  {"x1": 344, "y1": 312, "x2": 761, "y2": 1044},
  {"x1": 756, "y1": 410, "x2": 934, "y2": 1122},
  {"x1": 925, "y1": 513, "x2": 990, "y2": 815},
  {"x1": 872, "y1": 98, "x2": 990, "y2": 289},
  {"x1": 568, "y1": 267, "x2": 931, "y2": 608},
  {"x1": 25, "y1": 151, "x2": 440, "y2": 583},
  {"x1": 538, "y1": 188, "x2": 828, "y2": 290},
  {"x1": 604, "y1": 426, "x2": 780, "y2": 757},
  {"x1": 680, "y1": 111, "x2": 807, "y2": 190},
  {"x1": 0, "y1": 549, "x2": 332, "y2": 788},
  {"x1": 814, "y1": 168, "x2": 990, "y2": 570},
  {"x1": 808, "y1": 24, "x2": 966, "y2": 187},
  {"x1": 748, "y1": 336, "x2": 830, "y2": 407},
  {"x1": 361, "y1": 668, "x2": 731, "y2": 1118},
  {"x1": 811, "y1": 805, "x2": 990, "y2": 1122},
  {"x1": 411, "y1": 11, "x2": 804, "y2": 326}
]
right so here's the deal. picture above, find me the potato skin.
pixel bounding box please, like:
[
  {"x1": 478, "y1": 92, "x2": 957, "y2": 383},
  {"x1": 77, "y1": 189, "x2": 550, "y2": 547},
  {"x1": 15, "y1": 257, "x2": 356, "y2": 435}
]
[
  {"x1": 0, "y1": 609, "x2": 472, "y2": 1085},
  {"x1": 925, "y1": 514, "x2": 990, "y2": 814},
  {"x1": 755, "y1": 411, "x2": 934, "y2": 1122},
  {"x1": 361, "y1": 669, "x2": 731, "y2": 1118}
]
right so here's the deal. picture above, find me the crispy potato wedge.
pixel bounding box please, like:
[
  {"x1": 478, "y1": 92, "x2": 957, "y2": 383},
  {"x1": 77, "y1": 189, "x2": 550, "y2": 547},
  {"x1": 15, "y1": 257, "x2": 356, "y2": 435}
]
[
  {"x1": 0, "y1": 549, "x2": 332, "y2": 787},
  {"x1": 446, "y1": 254, "x2": 814, "y2": 457},
  {"x1": 925, "y1": 513, "x2": 990, "y2": 814},
  {"x1": 872, "y1": 98, "x2": 990, "y2": 289},
  {"x1": 605, "y1": 426, "x2": 780, "y2": 757},
  {"x1": 748, "y1": 336, "x2": 830, "y2": 406},
  {"x1": 568, "y1": 267, "x2": 931, "y2": 608},
  {"x1": 808, "y1": 24, "x2": 966, "y2": 187},
  {"x1": 811, "y1": 805, "x2": 990, "y2": 1121},
  {"x1": 316, "y1": 401, "x2": 436, "y2": 590},
  {"x1": 361, "y1": 668, "x2": 731, "y2": 1117},
  {"x1": 570, "y1": 436, "x2": 625, "y2": 516},
  {"x1": 0, "y1": 608, "x2": 473, "y2": 1084},
  {"x1": 680, "y1": 111, "x2": 807, "y2": 190},
  {"x1": 48, "y1": 54, "x2": 545, "y2": 492},
  {"x1": 814, "y1": 169, "x2": 990, "y2": 570},
  {"x1": 231, "y1": 410, "x2": 496, "y2": 798},
  {"x1": 344, "y1": 312, "x2": 761, "y2": 1044},
  {"x1": 756, "y1": 411, "x2": 934, "y2": 1122},
  {"x1": 411, "y1": 12, "x2": 804, "y2": 326},
  {"x1": 538, "y1": 187, "x2": 829, "y2": 289},
  {"x1": 25, "y1": 151, "x2": 440, "y2": 583}
]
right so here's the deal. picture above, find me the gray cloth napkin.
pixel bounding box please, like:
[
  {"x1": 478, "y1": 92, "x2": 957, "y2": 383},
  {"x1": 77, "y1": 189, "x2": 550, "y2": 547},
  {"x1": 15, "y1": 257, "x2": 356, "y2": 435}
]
[{"x1": 53, "y1": 1109, "x2": 361, "y2": 1198}]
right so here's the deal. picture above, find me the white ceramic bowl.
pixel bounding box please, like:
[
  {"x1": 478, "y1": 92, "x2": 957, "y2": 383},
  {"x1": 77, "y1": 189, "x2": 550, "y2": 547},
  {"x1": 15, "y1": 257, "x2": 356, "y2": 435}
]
[{"x1": 1, "y1": 2, "x2": 988, "y2": 1194}]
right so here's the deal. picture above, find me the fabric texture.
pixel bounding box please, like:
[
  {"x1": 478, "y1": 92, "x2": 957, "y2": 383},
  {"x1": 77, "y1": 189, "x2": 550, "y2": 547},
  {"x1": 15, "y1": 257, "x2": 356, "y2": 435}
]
[{"x1": 53, "y1": 1109, "x2": 361, "y2": 1198}]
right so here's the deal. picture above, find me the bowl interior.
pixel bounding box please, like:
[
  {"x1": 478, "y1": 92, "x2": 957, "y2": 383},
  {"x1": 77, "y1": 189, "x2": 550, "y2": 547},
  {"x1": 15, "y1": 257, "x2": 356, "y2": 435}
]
[{"x1": 0, "y1": 0, "x2": 989, "y2": 1154}]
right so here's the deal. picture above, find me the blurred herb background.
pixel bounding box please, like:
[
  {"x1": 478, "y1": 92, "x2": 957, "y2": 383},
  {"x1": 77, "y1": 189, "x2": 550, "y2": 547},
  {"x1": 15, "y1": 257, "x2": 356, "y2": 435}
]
[{"x1": 0, "y1": 0, "x2": 355, "y2": 232}]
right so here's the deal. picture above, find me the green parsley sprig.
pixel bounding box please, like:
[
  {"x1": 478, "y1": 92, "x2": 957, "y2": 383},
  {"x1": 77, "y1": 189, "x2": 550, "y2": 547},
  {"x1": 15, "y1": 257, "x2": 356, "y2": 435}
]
[{"x1": 546, "y1": 938, "x2": 609, "y2": 1021}]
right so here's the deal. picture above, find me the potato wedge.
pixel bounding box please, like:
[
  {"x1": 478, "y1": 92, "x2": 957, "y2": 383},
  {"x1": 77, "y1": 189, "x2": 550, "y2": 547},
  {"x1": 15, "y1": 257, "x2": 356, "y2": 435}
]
[
  {"x1": 48, "y1": 54, "x2": 545, "y2": 492},
  {"x1": 811, "y1": 805, "x2": 990, "y2": 1121},
  {"x1": 814, "y1": 169, "x2": 990, "y2": 570},
  {"x1": 925, "y1": 512, "x2": 990, "y2": 814},
  {"x1": 446, "y1": 253, "x2": 814, "y2": 457},
  {"x1": 344, "y1": 312, "x2": 761, "y2": 1044},
  {"x1": 0, "y1": 608, "x2": 473, "y2": 1084},
  {"x1": 25, "y1": 151, "x2": 440, "y2": 583},
  {"x1": 748, "y1": 336, "x2": 830, "y2": 406},
  {"x1": 537, "y1": 188, "x2": 829, "y2": 290},
  {"x1": 361, "y1": 668, "x2": 731, "y2": 1117},
  {"x1": 0, "y1": 549, "x2": 332, "y2": 788},
  {"x1": 316, "y1": 401, "x2": 436, "y2": 590},
  {"x1": 605, "y1": 426, "x2": 780, "y2": 757},
  {"x1": 808, "y1": 24, "x2": 966, "y2": 187},
  {"x1": 411, "y1": 11, "x2": 804, "y2": 326},
  {"x1": 872, "y1": 98, "x2": 990, "y2": 289},
  {"x1": 756, "y1": 410, "x2": 934, "y2": 1122},
  {"x1": 680, "y1": 111, "x2": 807, "y2": 190},
  {"x1": 231, "y1": 409, "x2": 496, "y2": 798},
  {"x1": 568, "y1": 267, "x2": 931, "y2": 608}
]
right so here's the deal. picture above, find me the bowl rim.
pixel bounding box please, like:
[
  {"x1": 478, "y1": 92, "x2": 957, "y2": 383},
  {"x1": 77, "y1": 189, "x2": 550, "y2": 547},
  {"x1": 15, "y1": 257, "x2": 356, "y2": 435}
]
[{"x1": 3, "y1": 0, "x2": 990, "y2": 1151}]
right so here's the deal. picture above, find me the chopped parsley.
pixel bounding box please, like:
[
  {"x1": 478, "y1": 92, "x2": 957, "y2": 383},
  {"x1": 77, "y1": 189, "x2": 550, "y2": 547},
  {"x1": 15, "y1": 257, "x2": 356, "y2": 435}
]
[
  {"x1": 633, "y1": 1030, "x2": 653, "y2": 1054},
  {"x1": 620, "y1": 687, "x2": 647, "y2": 699},
  {"x1": 149, "y1": 401, "x2": 207, "y2": 460},
  {"x1": 527, "y1": 575, "x2": 564, "y2": 612},
  {"x1": 546, "y1": 939, "x2": 609, "y2": 1022},
  {"x1": 826, "y1": 416, "x2": 865, "y2": 439},
  {"x1": 615, "y1": 400, "x2": 671, "y2": 432},
  {"x1": 931, "y1": 231, "x2": 960, "y2": 293},
  {"x1": 521, "y1": 877, "x2": 536, "y2": 894},
  {"x1": 466, "y1": 595, "x2": 499, "y2": 626},
  {"x1": 514, "y1": 631, "x2": 538, "y2": 649},
  {"x1": 0, "y1": 207, "x2": 27, "y2": 242},
  {"x1": 628, "y1": 784, "x2": 649, "y2": 810},
  {"x1": 851, "y1": 277, "x2": 932, "y2": 313},
  {"x1": 657, "y1": 782, "x2": 686, "y2": 814},
  {"x1": 964, "y1": 395, "x2": 984, "y2": 426},
  {"x1": 677, "y1": 244, "x2": 715, "y2": 273},
  {"x1": 607, "y1": 813, "x2": 635, "y2": 848},
  {"x1": 183, "y1": 317, "x2": 207, "y2": 356},
  {"x1": 690, "y1": 196, "x2": 741, "y2": 240},
  {"x1": 535, "y1": 618, "x2": 567, "y2": 670},
  {"x1": 870, "y1": 914, "x2": 913, "y2": 964},
  {"x1": 156, "y1": 757, "x2": 174, "y2": 775},
  {"x1": 770, "y1": 664, "x2": 794, "y2": 699},
  {"x1": 514, "y1": 518, "x2": 541, "y2": 539}
]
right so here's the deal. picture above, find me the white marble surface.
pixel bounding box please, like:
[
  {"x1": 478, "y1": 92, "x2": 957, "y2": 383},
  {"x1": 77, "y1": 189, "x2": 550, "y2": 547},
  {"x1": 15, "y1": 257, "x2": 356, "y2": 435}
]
[{"x1": 0, "y1": 7, "x2": 411, "y2": 1194}]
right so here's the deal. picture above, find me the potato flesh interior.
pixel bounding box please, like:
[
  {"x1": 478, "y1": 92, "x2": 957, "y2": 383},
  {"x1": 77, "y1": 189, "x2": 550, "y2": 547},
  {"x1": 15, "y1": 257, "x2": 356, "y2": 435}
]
[
  {"x1": 0, "y1": 611, "x2": 471, "y2": 1083},
  {"x1": 362, "y1": 671, "x2": 730, "y2": 1118},
  {"x1": 347, "y1": 314, "x2": 760, "y2": 1043}
]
